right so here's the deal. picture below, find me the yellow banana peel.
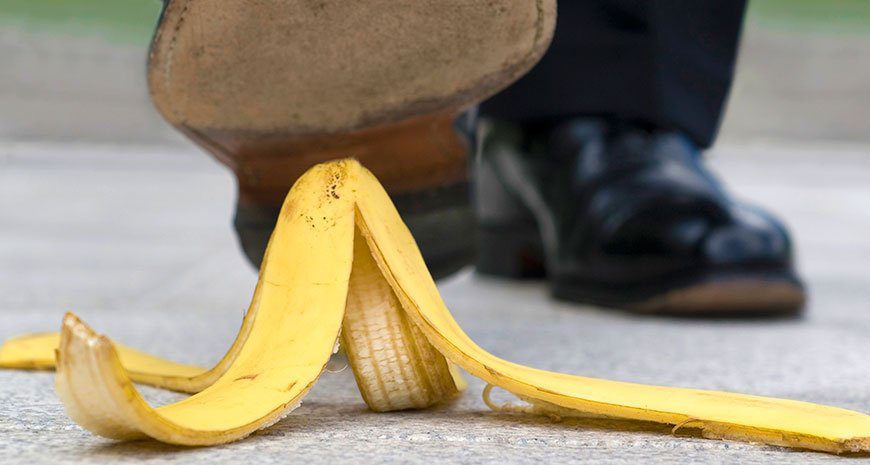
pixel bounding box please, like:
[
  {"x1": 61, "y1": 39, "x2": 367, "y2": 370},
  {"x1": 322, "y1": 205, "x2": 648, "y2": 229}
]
[{"x1": 1, "y1": 159, "x2": 868, "y2": 453}]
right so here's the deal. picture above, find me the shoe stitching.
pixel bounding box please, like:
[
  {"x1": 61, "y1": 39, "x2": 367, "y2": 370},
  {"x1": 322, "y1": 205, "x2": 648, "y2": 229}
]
[
  {"x1": 164, "y1": 0, "x2": 192, "y2": 123},
  {"x1": 533, "y1": 0, "x2": 545, "y2": 49}
]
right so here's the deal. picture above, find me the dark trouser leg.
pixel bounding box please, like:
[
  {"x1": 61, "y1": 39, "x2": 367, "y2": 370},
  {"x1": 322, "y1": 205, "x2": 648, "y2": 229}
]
[{"x1": 481, "y1": 0, "x2": 747, "y2": 148}]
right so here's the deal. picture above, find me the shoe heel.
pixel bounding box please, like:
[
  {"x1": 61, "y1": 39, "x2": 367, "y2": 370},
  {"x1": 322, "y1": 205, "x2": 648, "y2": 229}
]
[
  {"x1": 474, "y1": 146, "x2": 545, "y2": 278},
  {"x1": 476, "y1": 224, "x2": 545, "y2": 278}
]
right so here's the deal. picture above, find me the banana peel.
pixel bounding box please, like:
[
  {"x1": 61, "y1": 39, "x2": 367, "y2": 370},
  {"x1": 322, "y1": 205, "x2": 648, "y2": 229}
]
[
  {"x1": 0, "y1": 332, "x2": 204, "y2": 391},
  {"x1": 0, "y1": 159, "x2": 868, "y2": 453}
]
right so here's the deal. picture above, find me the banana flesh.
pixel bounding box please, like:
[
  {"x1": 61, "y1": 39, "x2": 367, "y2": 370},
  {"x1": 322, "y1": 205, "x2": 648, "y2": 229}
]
[
  {"x1": 344, "y1": 232, "x2": 464, "y2": 412},
  {"x1": 0, "y1": 159, "x2": 867, "y2": 453}
]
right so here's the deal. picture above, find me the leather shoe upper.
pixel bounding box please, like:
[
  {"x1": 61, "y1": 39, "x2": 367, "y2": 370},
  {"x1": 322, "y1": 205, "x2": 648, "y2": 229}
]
[{"x1": 484, "y1": 119, "x2": 796, "y2": 285}]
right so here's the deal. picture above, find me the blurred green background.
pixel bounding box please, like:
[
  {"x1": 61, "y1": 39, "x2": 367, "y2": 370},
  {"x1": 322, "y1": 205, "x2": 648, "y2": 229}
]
[
  {"x1": 0, "y1": 0, "x2": 160, "y2": 43},
  {"x1": 1, "y1": 0, "x2": 869, "y2": 44}
]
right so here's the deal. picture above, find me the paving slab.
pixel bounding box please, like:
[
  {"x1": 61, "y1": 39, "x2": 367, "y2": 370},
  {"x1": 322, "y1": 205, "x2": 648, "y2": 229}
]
[{"x1": 0, "y1": 141, "x2": 869, "y2": 464}]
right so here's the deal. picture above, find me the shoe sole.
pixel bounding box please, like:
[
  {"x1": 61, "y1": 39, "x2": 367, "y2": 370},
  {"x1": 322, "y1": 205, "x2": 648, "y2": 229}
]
[
  {"x1": 553, "y1": 272, "x2": 806, "y2": 318},
  {"x1": 478, "y1": 224, "x2": 806, "y2": 316},
  {"x1": 150, "y1": 0, "x2": 555, "y2": 135},
  {"x1": 147, "y1": 0, "x2": 555, "y2": 274}
]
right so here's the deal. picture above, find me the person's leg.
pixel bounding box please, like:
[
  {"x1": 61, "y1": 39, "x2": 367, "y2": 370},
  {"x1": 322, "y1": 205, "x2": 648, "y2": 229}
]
[
  {"x1": 482, "y1": 0, "x2": 747, "y2": 147},
  {"x1": 475, "y1": 0, "x2": 806, "y2": 315}
]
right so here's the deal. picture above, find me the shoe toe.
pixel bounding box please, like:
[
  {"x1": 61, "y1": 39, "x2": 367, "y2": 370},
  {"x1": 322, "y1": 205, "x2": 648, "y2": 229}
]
[{"x1": 702, "y1": 204, "x2": 793, "y2": 267}]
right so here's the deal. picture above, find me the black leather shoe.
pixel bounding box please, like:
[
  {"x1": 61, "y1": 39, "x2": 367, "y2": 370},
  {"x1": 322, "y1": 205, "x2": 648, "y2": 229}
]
[{"x1": 474, "y1": 119, "x2": 806, "y2": 316}]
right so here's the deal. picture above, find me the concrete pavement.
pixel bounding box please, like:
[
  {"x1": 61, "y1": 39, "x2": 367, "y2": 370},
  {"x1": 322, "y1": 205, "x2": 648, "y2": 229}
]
[{"x1": 1, "y1": 140, "x2": 868, "y2": 464}]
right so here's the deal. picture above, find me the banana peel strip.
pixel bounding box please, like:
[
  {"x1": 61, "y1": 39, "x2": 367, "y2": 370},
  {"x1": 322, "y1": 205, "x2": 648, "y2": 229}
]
[
  {"x1": 0, "y1": 160, "x2": 866, "y2": 453},
  {"x1": 0, "y1": 332, "x2": 203, "y2": 388}
]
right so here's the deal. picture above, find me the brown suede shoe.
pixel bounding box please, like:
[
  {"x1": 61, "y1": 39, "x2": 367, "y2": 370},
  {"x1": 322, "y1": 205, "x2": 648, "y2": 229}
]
[{"x1": 147, "y1": 0, "x2": 556, "y2": 278}]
